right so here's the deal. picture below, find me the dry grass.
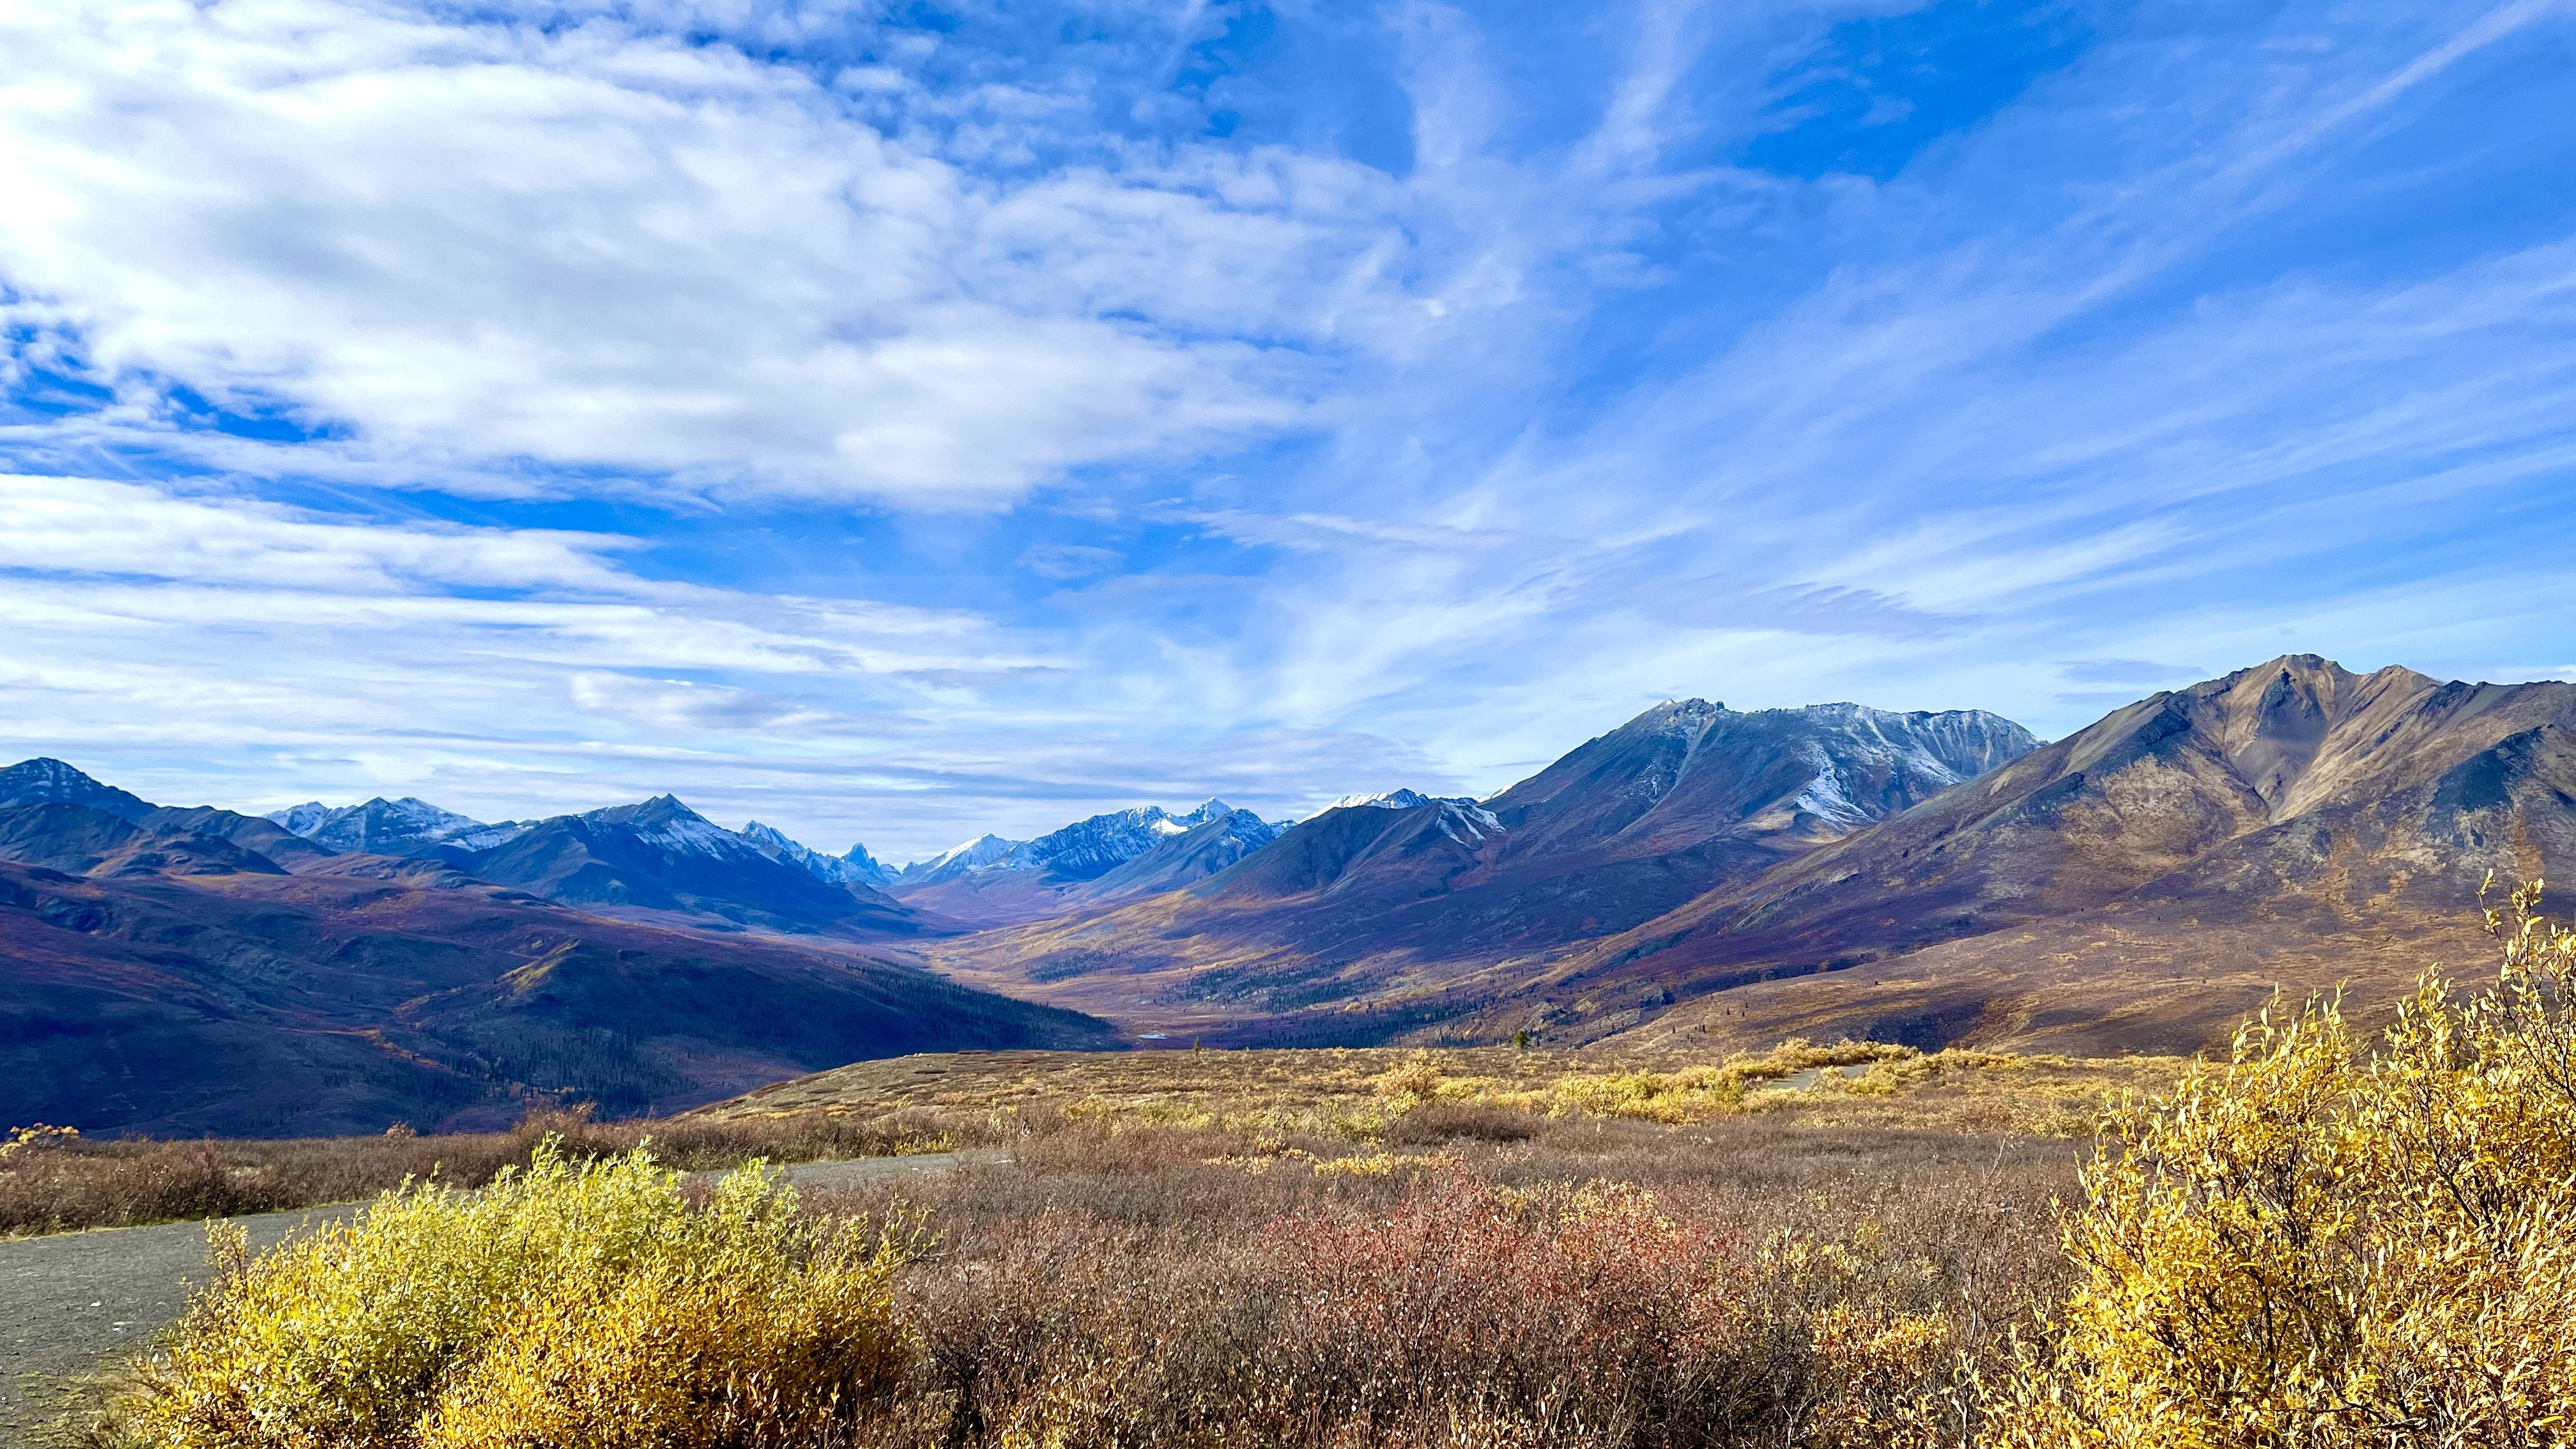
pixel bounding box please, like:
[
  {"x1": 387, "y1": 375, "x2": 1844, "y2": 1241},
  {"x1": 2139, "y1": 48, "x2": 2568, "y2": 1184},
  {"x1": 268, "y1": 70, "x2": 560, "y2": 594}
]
[
  {"x1": 701, "y1": 1039, "x2": 2185, "y2": 1140},
  {"x1": 70, "y1": 1113, "x2": 2084, "y2": 1449},
  {"x1": 10, "y1": 1041, "x2": 2172, "y2": 1241},
  {"x1": 38, "y1": 1041, "x2": 2177, "y2": 1446},
  {"x1": 0, "y1": 1105, "x2": 979, "y2": 1239}
]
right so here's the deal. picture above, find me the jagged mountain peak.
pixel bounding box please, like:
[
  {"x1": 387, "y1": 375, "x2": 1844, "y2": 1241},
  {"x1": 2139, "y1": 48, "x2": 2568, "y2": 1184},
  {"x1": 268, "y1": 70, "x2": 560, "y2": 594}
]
[
  {"x1": 1485, "y1": 696, "x2": 2039, "y2": 862},
  {"x1": 1009, "y1": 802, "x2": 1247, "y2": 880},
  {"x1": 835, "y1": 840, "x2": 898, "y2": 887},
  {"x1": 739, "y1": 819, "x2": 900, "y2": 888},
  {"x1": 899, "y1": 832, "x2": 1024, "y2": 884}
]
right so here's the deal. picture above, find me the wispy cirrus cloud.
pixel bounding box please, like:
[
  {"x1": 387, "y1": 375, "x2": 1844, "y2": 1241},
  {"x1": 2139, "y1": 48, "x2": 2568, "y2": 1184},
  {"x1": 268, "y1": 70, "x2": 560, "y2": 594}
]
[{"x1": 1, "y1": 0, "x2": 2572, "y2": 859}]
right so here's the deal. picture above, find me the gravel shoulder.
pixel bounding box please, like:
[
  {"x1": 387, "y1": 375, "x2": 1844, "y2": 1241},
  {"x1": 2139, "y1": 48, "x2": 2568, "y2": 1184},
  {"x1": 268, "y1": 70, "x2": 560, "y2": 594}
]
[{"x1": 0, "y1": 1150, "x2": 996, "y2": 1447}]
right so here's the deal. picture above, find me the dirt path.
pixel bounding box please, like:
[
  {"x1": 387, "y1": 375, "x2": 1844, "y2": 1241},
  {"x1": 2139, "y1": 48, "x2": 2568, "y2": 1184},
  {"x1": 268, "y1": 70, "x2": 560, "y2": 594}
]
[{"x1": 0, "y1": 1150, "x2": 996, "y2": 1446}]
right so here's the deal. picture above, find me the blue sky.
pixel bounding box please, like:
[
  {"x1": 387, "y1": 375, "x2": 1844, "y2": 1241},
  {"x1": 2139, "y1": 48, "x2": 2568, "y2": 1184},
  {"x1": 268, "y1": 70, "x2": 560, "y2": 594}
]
[{"x1": 3, "y1": 0, "x2": 2572, "y2": 862}]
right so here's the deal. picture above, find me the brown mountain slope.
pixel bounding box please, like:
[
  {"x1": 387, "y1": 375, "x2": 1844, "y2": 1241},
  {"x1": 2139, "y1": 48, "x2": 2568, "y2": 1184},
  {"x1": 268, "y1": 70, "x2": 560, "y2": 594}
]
[
  {"x1": 0, "y1": 801, "x2": 1113, "y2": 1137},
  {"x1": 1502, "y1": 656, "x2": 2576, "y2": 1052},
  {"x1": 930, "y1": 701, "x2": 2036, "y2": 1041}
]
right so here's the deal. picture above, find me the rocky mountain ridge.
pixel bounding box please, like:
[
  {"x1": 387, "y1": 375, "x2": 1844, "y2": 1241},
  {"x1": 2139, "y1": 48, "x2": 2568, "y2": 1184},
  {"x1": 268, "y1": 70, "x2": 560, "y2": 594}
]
[
  {"x1": 887, "y1": 801, "x2": 1290, "y2": 924},
  {"x1": 1542, "y1": 656, "x2": 2576, "y2": 1055},
  {"x1": 929, "y1": 699, "x2": 2043, "y2": 1036},
  {"x1": 914, "y1": 656, "x2": 2576, "y2": 1057}
]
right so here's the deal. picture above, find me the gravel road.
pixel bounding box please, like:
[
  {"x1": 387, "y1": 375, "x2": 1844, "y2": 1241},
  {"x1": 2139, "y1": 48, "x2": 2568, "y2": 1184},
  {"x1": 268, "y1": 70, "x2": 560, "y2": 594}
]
[{"x1": 0, "y1": 1150, "x2": 996, "y2": 1447}]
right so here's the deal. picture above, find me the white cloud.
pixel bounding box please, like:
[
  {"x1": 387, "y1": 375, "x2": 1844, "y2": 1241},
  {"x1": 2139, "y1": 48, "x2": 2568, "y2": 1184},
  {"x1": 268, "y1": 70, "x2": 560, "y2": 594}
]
[
  {"x1": 0, "y1": 0, "x2": 1421, "y2": 504},
  {"x1": 0, "y1": 474, "x2": 641, "y2": 592}
]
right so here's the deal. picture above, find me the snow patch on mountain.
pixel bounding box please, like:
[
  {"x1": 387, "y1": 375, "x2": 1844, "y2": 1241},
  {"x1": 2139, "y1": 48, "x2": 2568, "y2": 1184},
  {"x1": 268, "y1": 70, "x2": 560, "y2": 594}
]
[
  {"x1": 592, "y1": 797, "x2": 761, "y2": 859},
  {"x1": 1790, "y1": 758, "x2": 1871, "y2": 828},
  {"x1": 1322, "y1": 789, "x2": 1503, "y2": 836},
  {"x1": 1326, "y1": 788, "x2": 1441, "y2": 812},
  {"x1": 895, "y1": 801, "x2": 1276, "y2": 888},
  {"x1": 903, "y1": 832, "x2": 1024, "y2": 881},
  {"x1": 270, "y1": 801, "x2": 332, "y2": 836},
  {"x1": 268, "y1": 796, "x2": 530, "y2": 853}
]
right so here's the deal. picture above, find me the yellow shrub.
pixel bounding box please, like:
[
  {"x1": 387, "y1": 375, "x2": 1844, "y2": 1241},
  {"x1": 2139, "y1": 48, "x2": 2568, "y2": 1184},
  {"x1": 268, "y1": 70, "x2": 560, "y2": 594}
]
[
  {"x1": 114, "y1": 1140, "x2": 912, "y2": 1449},
  {"x1": 1540, "y1": 1065, "x2": 1747, "y2": 1121},
  {"x1": 1372, "y1": 1050, "x2": 1446, "y2": 1103},
  {"x1": 2005, "y1": 879, "x2": 2576, "y2": 1446}
]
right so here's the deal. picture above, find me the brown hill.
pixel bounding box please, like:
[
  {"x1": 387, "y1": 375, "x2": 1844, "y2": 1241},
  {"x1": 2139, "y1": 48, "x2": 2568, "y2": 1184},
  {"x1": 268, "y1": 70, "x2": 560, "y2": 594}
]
[
  {"x1": 1504, "y1": 656, "x2": 2576, "y2": 1053},
  {"x1": 0, "y1": 790, "x2": 1113, "y2": 1137},
  {"x1": 930, "y1": 701, "x2": 2037, "y2": 1041}
]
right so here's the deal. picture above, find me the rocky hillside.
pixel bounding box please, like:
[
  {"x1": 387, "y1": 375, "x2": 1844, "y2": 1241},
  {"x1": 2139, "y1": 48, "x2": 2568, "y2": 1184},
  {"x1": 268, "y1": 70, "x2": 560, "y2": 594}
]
[
  {"x1": 931, "y1": 701, "x2": 2039, "y2": 1040},
  {"x1": 1521, "y1": 656, "x2": 2576, "y2": 1053}
]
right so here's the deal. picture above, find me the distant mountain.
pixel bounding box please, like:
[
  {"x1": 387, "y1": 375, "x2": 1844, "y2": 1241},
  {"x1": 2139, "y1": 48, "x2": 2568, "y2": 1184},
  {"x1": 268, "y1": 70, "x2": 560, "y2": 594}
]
[
  {"x1": 264, "y1": 788, "x2": 917, "y2": 902},
  {"x1": 836, "y1": 841, "x2": 898, "y2": 886},
  {"x1": 0, "y1": 762, "x2": 1112, "y2": 1135},
  {"x1": 0, "y1": 850, "x2": 1114, "y2": 1137},
  {"x1": 1072, "y1": 808, "x2": 1289, "y2": 901},
  {"x1": 1320, "y1": 788, "x2": 1486, "y2": 815},
  {"x1": 0, "y1": 762, "x2": 337, "y2": 878},
  {"x1": 459, "y1": 795, "x2": 928, "y2": 937},
  {"x1": 739, "y1": 822, "x2": 898, "y2": 889},
  {"x1": 0, "y1": 802, "x2": 292, "y2": 878},
  {"x1": 891, "y1": 801, "x2": 1275, "y2": 924},
  {"x1": 269, "y1": 797, "x2": 530, "y2": 855},
  {"x1": 0, "y1": 757, "x2": 155, "y2": 822},
  {"x1": 933, "y1": 701, "x2": 2039, "y2": 1038},
  {"x1": 1009, "y1": 800, "x2": 1239, "y2": 877},
  {"x1": 898, "y1": 832, "x2": 1024, "y2": 886},
  {"x1": 1529, "y1": 656, "x2": 2576, "y2": 1055},
  {"x1": 140, "y1": 805, "x2": 340, "y2": 871}
]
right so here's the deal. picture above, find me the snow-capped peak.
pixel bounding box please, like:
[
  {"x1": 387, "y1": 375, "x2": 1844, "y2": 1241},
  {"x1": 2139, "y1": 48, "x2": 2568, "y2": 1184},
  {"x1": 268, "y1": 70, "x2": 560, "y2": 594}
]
[
  {"x1": 1320, "y1": 789, "x2": 1504, "y2": 838},
  {"x1": 270, "y1": 801, "x2": 332, "y2": 836},
  {"x1": 581, "y1": 796, "x2": 756, "y2": 859},
  {"x1": 268, "y1": 795, "x2": 529, "y2": 853},
  {"x1": 737, "y1": 820, "x2": 898, "y2": 887},
  {"x1": 919, "y1": 832, "x2": 1021, "y2": 872},
  {"x1": 1325, "y1": 788, "x2": 1440, "y2": 812}
]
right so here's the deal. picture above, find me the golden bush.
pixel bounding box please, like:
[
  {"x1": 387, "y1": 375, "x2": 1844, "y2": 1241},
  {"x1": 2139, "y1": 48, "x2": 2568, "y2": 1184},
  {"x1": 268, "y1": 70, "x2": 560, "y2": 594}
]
[
  {"x1": 112, "y1": 1140, "x2": 912, "y2": 1449},
  {"x1": 2006, "y1": 878, "x2": 2576, "y2": 1447}
]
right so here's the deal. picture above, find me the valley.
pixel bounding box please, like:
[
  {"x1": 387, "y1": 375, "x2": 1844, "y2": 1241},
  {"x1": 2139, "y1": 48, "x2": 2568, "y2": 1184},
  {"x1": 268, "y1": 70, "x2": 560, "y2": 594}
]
[{"x1": 7, "y1": 654, "x2": 2572, "y2": 1139}]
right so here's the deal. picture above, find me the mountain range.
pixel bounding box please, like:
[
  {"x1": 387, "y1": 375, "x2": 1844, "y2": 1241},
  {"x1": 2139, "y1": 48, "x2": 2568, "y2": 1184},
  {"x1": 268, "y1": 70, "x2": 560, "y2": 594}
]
[
  {"x1": 930, "y1": 699, "x2": 2041, "y2": 1039},
  {"x1": 887, "y1": 801, "x2": 1287, "y2": 923},
  {"x1": 0, "y1": 763, "x2": 1111, "y2": 1135},
  {"x1": 929, "y1": 657, "x2": 2576, "y2": 1056},
  {"x1": 12, "y1": 654, "x2": 2573, "y2": 1137},
  {"x1": 1551, "y1": 656, "x2": 2576, "y2": 1055}
]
